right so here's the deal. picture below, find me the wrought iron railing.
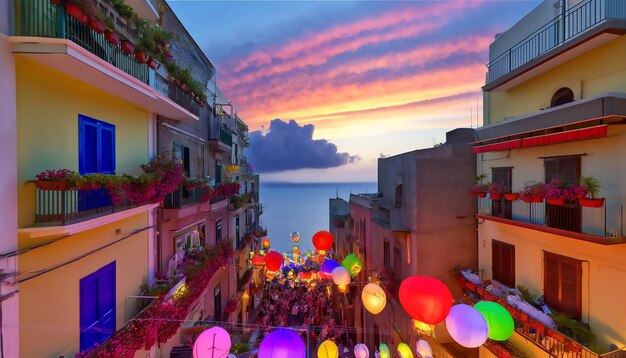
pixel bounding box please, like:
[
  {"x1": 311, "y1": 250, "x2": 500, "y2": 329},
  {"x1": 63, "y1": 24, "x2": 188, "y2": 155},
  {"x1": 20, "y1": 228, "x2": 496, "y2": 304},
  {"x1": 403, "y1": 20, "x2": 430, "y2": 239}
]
[
  {"x1": 487, "y1": 0, "x2": 626, "y2": 84},
  {"x1": 155, "y1": 72, "x2": 200, "y2": 116},
  {"x1": 477, "y1": 197, "x2": 624, "y2": 239},
  {"x1": 15, "y1": 0, "x2": 150, "y2": 84},
  {"x1": 220, "y1": 127, "x2": 233, "y2": 146},
  {"x1": 163, "y1": 187, "x2": 206, "y2": 209},
  {"x1": 35, "y1": 187, "x2": 134, "y2": 225}
]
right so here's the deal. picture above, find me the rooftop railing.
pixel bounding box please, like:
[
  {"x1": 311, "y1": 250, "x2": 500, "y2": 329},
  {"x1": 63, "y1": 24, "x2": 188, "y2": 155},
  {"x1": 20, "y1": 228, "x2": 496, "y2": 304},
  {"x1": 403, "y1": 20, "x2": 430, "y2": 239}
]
[{"x1": 487, "y1": 0, "x2": 626, "y2": 84}]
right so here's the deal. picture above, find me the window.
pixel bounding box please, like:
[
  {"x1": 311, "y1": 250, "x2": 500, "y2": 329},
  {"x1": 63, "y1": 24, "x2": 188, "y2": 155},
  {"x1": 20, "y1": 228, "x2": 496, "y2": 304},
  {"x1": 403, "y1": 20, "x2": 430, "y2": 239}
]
[
  {"x1": 492, "y1": 167, "x2": 512, "y2": 219},
  {"x1": 383, "y1": 239, "x2": 390, "y2": 269},
  {"x1": 173, "y1": 143, "x2": 190, "y2": 177},
  {"x1": 214, "y1": 284, "x2": 222, "y2": 321},
  {"x1": 492, "y1": 240, "x2": 515, "y2": 287},
  {"x1": 79, "y1": 115, "x2": 115, "y2": 174},
  {"x1": 215, "y1": 160, "x2": 222, "y2": 184},
  {"x1": 551, "y1": 87, "x2": 574, "y2": 107},
  {"x1": 235, "y1": 215, "x2": 240, "y2": 248},
  {"x1": 80, "y1": 261, "x2": 116, "y2": 352},
  {"x1": 216, "y1": 220, "x2": 222, "y2": 243},
  {"x1": 544, "y1": 252, "x2": 582, "y2": 320},
  {"x1": 545, "y1": 156, "x2": 581, "y2": 232}
]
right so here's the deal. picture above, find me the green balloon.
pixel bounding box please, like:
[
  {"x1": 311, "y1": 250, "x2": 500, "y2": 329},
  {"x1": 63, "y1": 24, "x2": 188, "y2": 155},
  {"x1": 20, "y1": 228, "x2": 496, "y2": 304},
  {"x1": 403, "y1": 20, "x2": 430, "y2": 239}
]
[
  {"x1": 474, "y1": 301, "x2": 514, "y2": 341},
  {"x1": 379, "y1": 343, "x2": 390, "y2": 358},
  {"x1": 341, "y1": 253, "x2": 363, "y2": 278}
]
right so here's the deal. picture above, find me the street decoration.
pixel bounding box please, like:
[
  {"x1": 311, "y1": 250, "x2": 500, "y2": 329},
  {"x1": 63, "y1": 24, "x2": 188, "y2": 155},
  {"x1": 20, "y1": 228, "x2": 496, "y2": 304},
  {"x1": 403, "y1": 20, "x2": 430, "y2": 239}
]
[
  {"x1": 445, "y1": 304, "x2": 488, "y2": 348},
  {"x1": 378, "y1": 343, "x2": 390, "y2": 358},
  {"x1": 353, "y1": 343, "x2": 369, "y2": 358},
  {"x1": 317, "y1": 340, "x2": 338, "y2": 358},
  {"x1": 264, "y1": 251, "x2": 283, "y2": 272},
  {"x1": 396, "y1": 342, "x2": 414, "y2": 358},
  {"x1": 341, "y1": 253, "x2": 362, "y2": 277},
  {"x1": 312, "y1": 230, "x2": 334, "y2": 254},
  {"x1": 361, "y1": 283, "x2": 386, "y2": 314},
  {"x1": 415, "y1": 339, "x2": 433, "y2": 358},
  {"x1": 331, "y1": 266, "x2": 351, "y2": 293},
  {"x1": 192, "y1": 326, "x2": 231, "y2": 358},
  {"x1": 474, "y1": 301, "x2": 514, "y2": 341},
  {"x1": 399, "y1": 276, "x2": 453, "y2": 324},
  {"x1": 258, "y1": 328, "x2": 306, "y2": 358}
]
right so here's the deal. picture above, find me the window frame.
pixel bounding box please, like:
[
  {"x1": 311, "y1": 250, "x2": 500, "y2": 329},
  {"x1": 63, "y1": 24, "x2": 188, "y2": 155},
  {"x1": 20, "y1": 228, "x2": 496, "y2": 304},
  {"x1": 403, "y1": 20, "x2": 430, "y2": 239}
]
[
  {"x1": 543, "y1": 251, "x2": 582, "y2": 320},
  {"x1": 78, "y1": 114, "x2": 116, "y2": 175}
]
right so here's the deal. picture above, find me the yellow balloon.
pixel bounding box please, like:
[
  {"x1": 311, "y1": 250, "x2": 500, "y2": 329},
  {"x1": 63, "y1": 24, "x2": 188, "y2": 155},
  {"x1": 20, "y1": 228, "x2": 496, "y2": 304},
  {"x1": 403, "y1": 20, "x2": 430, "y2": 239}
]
[
  {"x1": 318, "y1": 340, "x2": 338, "y2": 358},
  {"x1": 362, "y1": 283, "x2": 387, "y2": 314},
  {"x1": 397, "y1": 343, "x2": 414, "y2": 358}
]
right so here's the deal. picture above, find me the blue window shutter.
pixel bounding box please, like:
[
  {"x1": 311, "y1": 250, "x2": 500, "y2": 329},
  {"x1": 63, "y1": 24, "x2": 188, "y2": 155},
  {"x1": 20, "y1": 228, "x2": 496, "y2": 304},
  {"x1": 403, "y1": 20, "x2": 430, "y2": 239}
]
[
  {"x1": 99, "y1": 125, "x2": 115, "y2": 174},
  {"x1": 98, "y1": 262, "x2": 116, "y2": 340},
  {"x1": 79, "y1": 261, "x2": 116, "y2": 352}
]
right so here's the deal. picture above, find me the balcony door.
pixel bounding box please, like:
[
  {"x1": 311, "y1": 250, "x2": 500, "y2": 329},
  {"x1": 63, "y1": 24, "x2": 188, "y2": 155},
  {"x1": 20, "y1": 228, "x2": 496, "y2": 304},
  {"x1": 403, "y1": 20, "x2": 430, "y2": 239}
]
[
  {"x1": 545, "y1": 156, "x2": 581, "y2": 232},
  {"x1": 80, "y1": 261, "x2": 116, "y2": 352},
  {"x1": 214, "y1": 284, "x2": 222, "y2": 322},
  {"x1": 492, "y1": 167, "x2": 512, "y2": 219}
]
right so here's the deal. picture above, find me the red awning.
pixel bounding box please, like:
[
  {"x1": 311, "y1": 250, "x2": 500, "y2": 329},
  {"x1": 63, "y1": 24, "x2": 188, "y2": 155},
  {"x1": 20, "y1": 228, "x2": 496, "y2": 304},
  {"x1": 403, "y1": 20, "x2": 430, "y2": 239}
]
[
  {"x1": 472, "y1": 139, "x2": 521, "y2": 154},
  {"x1": 521, "y1": 125, "x2": 608, "y2": 148}
]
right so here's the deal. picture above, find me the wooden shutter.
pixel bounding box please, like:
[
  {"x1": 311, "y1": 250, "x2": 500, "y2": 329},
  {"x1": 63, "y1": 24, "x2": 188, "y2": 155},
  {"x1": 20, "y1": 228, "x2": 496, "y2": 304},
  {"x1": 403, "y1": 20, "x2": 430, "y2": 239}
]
[
  {"x1": 492, "y1": 240, "x2": 515, "y2": 287},
  {"x1": 544, "y1": 252, "x2": 582, "y2": 320}
]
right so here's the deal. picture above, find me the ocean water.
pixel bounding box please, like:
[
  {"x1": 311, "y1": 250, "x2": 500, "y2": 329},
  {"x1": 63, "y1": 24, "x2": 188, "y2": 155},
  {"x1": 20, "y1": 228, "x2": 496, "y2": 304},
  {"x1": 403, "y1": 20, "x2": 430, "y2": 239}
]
[{"x1": 259, "y1": 182, "x2": 377, "y2": 254}]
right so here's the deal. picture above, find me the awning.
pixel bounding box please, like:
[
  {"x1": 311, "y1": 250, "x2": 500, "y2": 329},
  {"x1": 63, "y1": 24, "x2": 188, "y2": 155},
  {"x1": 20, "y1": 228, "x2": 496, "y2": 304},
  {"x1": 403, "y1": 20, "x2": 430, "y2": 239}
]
[
  {"x1": 472, "y1": 139, "x2": 522, "y2": 154},
  {"x1": 473, "y1": 125, "x2": 608, "y2": 153},
  {"x1": 521, "y1": 124, "x2": 607, "y2": 148}
]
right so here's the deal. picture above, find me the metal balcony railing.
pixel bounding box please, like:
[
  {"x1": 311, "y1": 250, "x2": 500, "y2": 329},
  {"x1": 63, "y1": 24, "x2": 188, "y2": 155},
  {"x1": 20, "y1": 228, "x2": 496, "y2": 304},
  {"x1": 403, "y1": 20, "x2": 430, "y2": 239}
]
[
  {"x1": 487, "y1": 0, "x2": 626, "y2": 84},
  {"x1": 15, "y1": 0, "x2": 150, "y2": 84},
  {"x1": 477, "y1": 197, "x2": 624, "y2": 239},
  {"x1": 163, "y1": 187, "x2": 206, "y2": 209},
  {"x1": 35, "y1": 187, "x2": 134, "y2": 226},
  {"x1": 154, "y1": 72, "x2": 200, "y2": 116}
]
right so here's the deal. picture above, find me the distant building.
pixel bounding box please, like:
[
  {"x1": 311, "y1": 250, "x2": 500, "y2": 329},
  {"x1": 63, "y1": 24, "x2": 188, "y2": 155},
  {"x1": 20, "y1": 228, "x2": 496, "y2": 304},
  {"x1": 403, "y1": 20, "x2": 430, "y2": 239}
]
[
  {"x1": 330, "y1": 129, "x2": 477, "y2": 356},
  {"x1": 473, "y1": 0, "x2": 626, "y2": 356}
]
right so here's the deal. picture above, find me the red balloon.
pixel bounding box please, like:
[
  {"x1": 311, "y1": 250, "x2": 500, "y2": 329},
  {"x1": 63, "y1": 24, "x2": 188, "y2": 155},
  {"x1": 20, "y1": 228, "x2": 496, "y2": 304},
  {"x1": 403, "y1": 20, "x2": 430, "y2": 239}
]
[
  {"x1": 399, "y1": 276, "x2": 453, "y2": 324},
  {"x1": 252, "y1": 254, "x2": 265, "y2": 267},
  {"x1": 264, "y1": 251, "x2": 283, "y2": 272},
  {"x1": 312, "y1": 231, "x2": 334, "y2": 251}
]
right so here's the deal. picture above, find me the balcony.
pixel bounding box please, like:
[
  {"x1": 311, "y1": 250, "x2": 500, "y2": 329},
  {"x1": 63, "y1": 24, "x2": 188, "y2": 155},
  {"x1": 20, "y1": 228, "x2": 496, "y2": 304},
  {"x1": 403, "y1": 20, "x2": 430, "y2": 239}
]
[
  {"x1": 16, "y1": 0, "x2": 149, "y2": 84},
  {"x1": 477, "y1": 197, "x2": 625, "y2": 244},
  {"x1": 154, "y1": 72, "x2": 200, "y2": 117},
  {"x1": 485, "y1": 0, "x2": 626, "y2": 90},
  {"x1": 34, "y1": 187, "x2": 134, "y2": 226},
  {"x1": 163, "y1": 187, "x2": 207, "y2": 209},
  {"x1": 209, "y1": 125, "x2": 233, "y2": 153}
]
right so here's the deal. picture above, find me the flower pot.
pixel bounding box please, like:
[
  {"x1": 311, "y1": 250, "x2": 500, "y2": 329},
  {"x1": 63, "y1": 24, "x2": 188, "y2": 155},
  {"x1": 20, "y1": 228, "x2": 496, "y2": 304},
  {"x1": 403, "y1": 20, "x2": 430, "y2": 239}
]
[
  {"x1": 134, "y1": 50, "x2": 147, "y2": 63},
  {"x1": 36, "y1": 180, "x2": 70, "y2": 191},
  {"x1": 490, "y1": 193, "x2": 501, "y2": 200},
  {"x1": 121, "y1": 40, "x2": 135, "y2": 55},
  {"x1": 504, "y1": 193, "x2": 519, "y2": 201},
  {"x1": 579, "y1": 198, "x2": 604, "y2": 208},
  {"x1": 79, "y1": 183, "x2": 101, "y2": 191},
  {"x1": 105, "y1": 30, "x2": 120, "y2": 46},
  {"x1": 547, "y1": 198, "x2": 565, "y2": 206},
  {"x1": 88, "y1": 17, "x2": 106, "y2": 34},
  {"x1": 471, "y1": 191, "x2": 486, "y2": 198},
  {"x1": 147, "y1": 57, "x2": 161, "y2": 70},
  {"x1": 65, "y1": 3, "x2": 87, "y2": 24}
]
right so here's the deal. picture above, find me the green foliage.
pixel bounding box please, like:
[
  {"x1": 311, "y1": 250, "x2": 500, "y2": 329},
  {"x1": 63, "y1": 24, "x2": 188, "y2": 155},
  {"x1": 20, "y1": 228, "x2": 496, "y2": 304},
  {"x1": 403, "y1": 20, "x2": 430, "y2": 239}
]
[
  {"x1": 579, "y1": 176, "x2": 601, "y2": 198},
  {"x1": 516, "y1": 284, "x2": 537, "y2": 303},
  {"x1": 231, "y1": 340, "x2": 250, "y2": 353},
  {"x1": 110, "y1": 0, "x2": 134, "y2": 20},
  {"x1": 550, "y1": 311, "x2": 606, "y2": 354}
]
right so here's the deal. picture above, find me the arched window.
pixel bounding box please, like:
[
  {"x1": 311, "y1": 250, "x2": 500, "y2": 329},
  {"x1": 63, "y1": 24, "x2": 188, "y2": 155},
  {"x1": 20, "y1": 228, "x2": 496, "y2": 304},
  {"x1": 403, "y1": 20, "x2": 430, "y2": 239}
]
[
  {"x1": 395, "y1": 184, "x2": 403, "y2": 208},
  {"x1": 551, "y1": 87, "x2": 574, "y2": 107}
]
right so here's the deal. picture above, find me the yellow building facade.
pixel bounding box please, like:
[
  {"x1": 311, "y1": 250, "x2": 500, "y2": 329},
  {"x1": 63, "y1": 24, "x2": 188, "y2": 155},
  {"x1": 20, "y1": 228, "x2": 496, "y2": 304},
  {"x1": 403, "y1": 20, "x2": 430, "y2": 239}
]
[{"x1": 476, "y1": 0, "x2": 626, "y2": 356}]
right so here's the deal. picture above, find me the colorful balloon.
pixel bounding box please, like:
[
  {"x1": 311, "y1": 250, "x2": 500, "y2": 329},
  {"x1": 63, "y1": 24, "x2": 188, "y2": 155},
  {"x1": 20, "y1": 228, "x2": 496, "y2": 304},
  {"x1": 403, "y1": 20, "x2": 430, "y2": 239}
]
[
  {"x1": 399, "y1": 276, "x2": 453, "y2": 324},
  {"x1": 445, "y1": 304, "x2": 489, "y2": 348},
  {"x1": 193, "y1": 326, "x2": 231, "y2": 358},
  {"x1": 331, "y1": 266, "x2": 351, "y2": 292},
  {"x1": 312, "y1": 230, "x2": 334, "y2": 254},
  {"x1": 258, "y1": 329, "x2": 306, "y2": 358},
  {"x1": 261, "y1": 237, "x2": 270, "y2": 249},
  {"x1": 251, "y1": 254, "x2": 265, "y2": 268},
  {"x1": 354, "y1": 344, "x2": 369, "y2": 358},
  {"x1": 320, "y1": 259, "x2": 340, "y2": 280},
  {"x1": 415, "y1": 339, "x2": 433, "y2": 358},
  {"x1": 379, "y1": 343, "x2": 390, "y2": 358},
  {"x1": 397, "y1": 343, "x2": 414, "y2": 358},
  {"x1": 264, "y1": 251, "x2": 283, "y2": 272},
  {"x1": 290, "y1": 231, "x2": 301, "y2": 243},
  {"x1": 362, "y1": 283, "x2": 386, "y2": 314},
  {"x1": 474, "y1": 301, "x2": 514, "y2": 341},
  {"x1": 317, "y1": 340, "x2": 338, "y2": 358},
  {"x1": 341, "y1": 253, "x2": 363, "y2": 277}
]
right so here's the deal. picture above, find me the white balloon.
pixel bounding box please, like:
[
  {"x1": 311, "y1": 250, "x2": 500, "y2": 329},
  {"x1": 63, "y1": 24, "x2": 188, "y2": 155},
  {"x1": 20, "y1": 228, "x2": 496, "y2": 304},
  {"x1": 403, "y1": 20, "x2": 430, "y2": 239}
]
[
  {"x1": 415, "y1": 339, "x2": 433, "y2": 358},
  {"x1": 354, "y1": 343, "x2": 369, "y2": 358},
  {"x1": 445, "y1": 304, "x2": 489, "y2": 348}
]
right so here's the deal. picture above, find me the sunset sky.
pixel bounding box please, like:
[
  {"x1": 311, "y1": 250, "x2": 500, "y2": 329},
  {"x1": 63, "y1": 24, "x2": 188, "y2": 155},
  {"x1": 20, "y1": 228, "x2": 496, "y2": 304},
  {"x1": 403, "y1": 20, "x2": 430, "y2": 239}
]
[{"x1": 170, "y1": 0, "x2": 540, "y2": 182}]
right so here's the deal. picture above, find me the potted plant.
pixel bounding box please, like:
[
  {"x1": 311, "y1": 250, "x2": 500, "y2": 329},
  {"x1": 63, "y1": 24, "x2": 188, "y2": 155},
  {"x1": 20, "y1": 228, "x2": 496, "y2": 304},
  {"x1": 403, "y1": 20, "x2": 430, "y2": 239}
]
[
  {"x1": 545, "y1": 178, "x2": 568, "y2": 206},
  {"x1": 104, "y1": 18, "x2": 121, "y2": 46},
  {"x1": 147, "y1": 57, "x2": 161, "y2": 70},
  {"x1": 121, "y1": 39, "x2": 135, "y2": 55},
  {"x1": 87, "y1": 12, "x2": 106, "y2": 34},
  {"x1": 470, "y1": 174, "x2": 489, "y2": 198},
  {"x1": 134, "y1": 47, "x2": 148, "y2": 63},
  {"x1": 34, "y1": 169, "x2": 80, "y2": 191},
  {"x1": 578, "y1": 176, "x2": 604, "y2": 208},
  {"x1": 488, "y1": 182, "x2": 504, "y2": 200},
  {"x1": 504, "y1": 192, "x2": 519, "y2": 201},
  {"x1": 521, "y1": 182, "x2": 546, "y2": 203},
  {"x1": 65, "y1": 0, "x2": 90, "y2": 24}
]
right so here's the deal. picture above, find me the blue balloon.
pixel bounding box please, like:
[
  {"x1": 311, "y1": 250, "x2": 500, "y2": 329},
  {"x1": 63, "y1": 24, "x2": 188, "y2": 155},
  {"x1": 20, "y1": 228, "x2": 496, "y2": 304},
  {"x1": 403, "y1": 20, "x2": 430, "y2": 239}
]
[
  {"x1": 258, "y1": 329, "x2": 306, "y2": 358},
  {"x1": 321, "y1": 259, "x2": 340, "y2": 274}
]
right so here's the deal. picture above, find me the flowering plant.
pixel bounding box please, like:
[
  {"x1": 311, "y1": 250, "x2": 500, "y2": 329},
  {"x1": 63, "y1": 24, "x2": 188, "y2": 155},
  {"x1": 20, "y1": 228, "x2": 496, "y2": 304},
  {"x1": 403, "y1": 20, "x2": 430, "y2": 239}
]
[
  {"x1": 35, "y1": 168, "x2": 76, "y2": 181},
  {"x1": 520, "y1": 182, "x2": 546, "y2": 202},
  {"x1": 223, "y1": 297, "x2": 238, "y2": 315}
]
